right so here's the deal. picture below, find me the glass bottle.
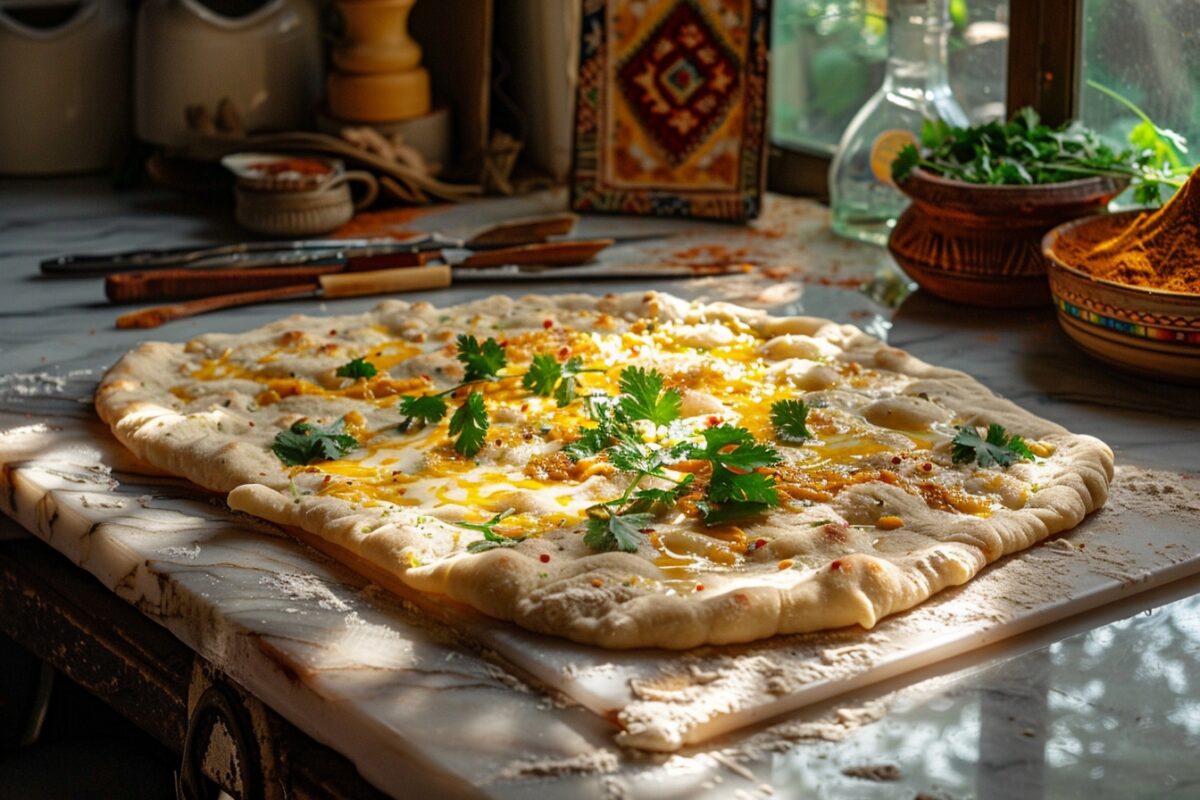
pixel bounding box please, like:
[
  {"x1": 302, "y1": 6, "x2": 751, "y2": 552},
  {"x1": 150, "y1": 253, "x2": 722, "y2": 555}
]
[{"x1": 828, "y1": 0, "x2": 968, "y2": 246}]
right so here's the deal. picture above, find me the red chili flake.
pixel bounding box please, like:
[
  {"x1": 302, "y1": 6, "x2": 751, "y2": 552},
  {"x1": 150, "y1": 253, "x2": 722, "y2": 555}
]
[
  {"x1": 523, "y1": 433, "x2": 533, "y2": 440},
  {"x1": 520, "y1": 403, "x2": 529, "y2": 411},
  {"x1": 494, "y1": 438, "x2": 502, "y2": 447},
  {"x1": 695, "y1": 584, "x2": 705, "y2": 592},
  {"x1": 558, "y1": 346, "x2": 570, "y2": 357},
  {"x1": 922, "y1": 462, "x2": 933, "y2": 472},
  {"x1": 706, "y1": 415, "x2": 721, "y2": 428},
  {"x1": 247, "y1": 421, "x2": 255, "y2": 427},
  {"x1": 754, "y1": 538, "x2": 767, "y2": 549},
  {"x1": 830, "y1": 560, "x2": 842, "y2": 572},
  {"x1": 543, "y1": 319, "x2": 554, "y2": 329},
  {"x1": 891, "y1": 456, "x2": 902, "y2": 465},
  {"x1": 322, "y1": 475, "x2": 331, "y2": 483},
  {"x1": 328, "y1": 329, "x2": 337, "y2": 336},
  {"x1": 539, "y1": 553, "x2": 551, "y2": 563},
  {"x1": 499, "y1": 340, "x2": 508, "y2": 348}
]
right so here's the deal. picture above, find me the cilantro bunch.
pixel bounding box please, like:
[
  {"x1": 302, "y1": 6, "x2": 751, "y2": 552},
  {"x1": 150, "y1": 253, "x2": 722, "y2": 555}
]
[
  {"x1": 892, "y1": 90, "x2": 1188, "y2": 205},
  {"x1": 570, "y1": 367, "x2": 812, "y2": 552}
]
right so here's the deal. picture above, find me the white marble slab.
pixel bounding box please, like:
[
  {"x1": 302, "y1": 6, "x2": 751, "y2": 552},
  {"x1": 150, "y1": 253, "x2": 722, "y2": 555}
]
[{"x1": 3, "y1": 388, "x2": 1200, "y2": 798}]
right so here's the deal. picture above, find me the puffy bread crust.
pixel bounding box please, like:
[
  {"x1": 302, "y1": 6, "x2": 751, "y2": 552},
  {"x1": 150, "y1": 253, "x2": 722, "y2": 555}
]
[{"x1": 101, "y1": 292, "x2": 1114, "y2": 650}]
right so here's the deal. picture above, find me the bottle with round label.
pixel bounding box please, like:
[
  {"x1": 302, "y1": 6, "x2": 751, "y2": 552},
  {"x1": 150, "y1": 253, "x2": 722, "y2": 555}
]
[{"x1": 828, "y1": 0, "x2": 968, "y2": 246}]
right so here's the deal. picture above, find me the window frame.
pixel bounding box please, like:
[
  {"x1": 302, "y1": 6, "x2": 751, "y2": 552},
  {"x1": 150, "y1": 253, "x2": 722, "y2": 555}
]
[{"x1": 768, "y1": 0, "x2": 1084, "y2": 199}]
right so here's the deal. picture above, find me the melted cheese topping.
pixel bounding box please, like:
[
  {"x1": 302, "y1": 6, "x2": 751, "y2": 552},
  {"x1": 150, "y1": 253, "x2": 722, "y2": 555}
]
[{"x1": 177, "y1": 312, "x2": 1037, "y2": 589}]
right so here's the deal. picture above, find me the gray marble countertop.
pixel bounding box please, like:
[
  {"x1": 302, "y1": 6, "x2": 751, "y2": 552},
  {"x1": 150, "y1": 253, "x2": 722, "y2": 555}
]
[{"x1": 2, "y1": 177, "x2": 1199, "y2": 799}]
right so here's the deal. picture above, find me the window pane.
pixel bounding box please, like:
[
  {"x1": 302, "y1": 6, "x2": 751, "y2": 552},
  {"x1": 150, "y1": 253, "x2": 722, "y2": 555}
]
[
  {"x1": 770, "y1": 0, "x2": 1010, "y2": 155},
  {"x1": 1080, "y1": 1, "x2": 1200, "y2": 170}
]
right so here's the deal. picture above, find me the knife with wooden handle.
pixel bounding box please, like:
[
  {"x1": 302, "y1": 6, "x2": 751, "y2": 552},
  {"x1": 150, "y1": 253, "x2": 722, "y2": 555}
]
[
  {"x1": 105, "y1": 240, "x2": 614, "y2": 304},
  {"x1": 115, "y1": 265, "x2": 452, "y2": 329}
]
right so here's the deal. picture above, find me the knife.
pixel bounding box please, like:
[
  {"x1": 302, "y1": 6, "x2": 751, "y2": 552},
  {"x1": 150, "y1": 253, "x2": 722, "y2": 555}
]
[
  {"x1": 45, "y1": 213, "x2": 585, "y2": 275},
  {"x1": 104, "y1": 240, "x2": 616, "y2": 303}
]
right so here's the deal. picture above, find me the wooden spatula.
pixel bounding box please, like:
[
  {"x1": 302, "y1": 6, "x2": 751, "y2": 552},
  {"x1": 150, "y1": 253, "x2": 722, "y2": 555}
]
[{"x1": 115, "y1": 265, "x2": 452, "y2": 329}]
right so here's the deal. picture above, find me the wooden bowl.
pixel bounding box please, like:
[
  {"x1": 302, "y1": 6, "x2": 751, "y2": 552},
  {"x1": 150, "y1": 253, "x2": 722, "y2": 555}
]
[
  {"x1": 888, "y1": 169, "x2": 1127, "y2": 307},
  {"x1": 1043, "y1": 210, "x2": 1200, "y2": 384}
]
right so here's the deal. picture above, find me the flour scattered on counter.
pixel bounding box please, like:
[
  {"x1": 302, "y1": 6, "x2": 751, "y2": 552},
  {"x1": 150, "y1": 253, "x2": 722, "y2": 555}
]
[
  {"x1": 0, "y1": 372, "x2": 67, "y2": 396},
  {"x1": 1106, "y1": 465, "x2": 1200, "y2": 518},
  {"x1": 488, "y1": 749, "x2": 620, "y2": 783},
  {"x1": 0, "y1": 369, "x2": 94, "y2": 399},
  {"x1": 260, "y1": 572, "x2": 353, "y2": 612},
  {"x1": 79, "y1": 493, "x2": 124, "y2": 510},
  {"x1": 160, "y1": 543, "x2": 201, "y2": 560}
]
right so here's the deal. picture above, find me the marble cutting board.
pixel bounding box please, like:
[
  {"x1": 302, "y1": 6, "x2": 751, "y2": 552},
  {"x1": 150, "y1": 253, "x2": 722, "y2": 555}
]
[{"x1": 3, "y1": 404, "x2": 1200, "y2": 766}]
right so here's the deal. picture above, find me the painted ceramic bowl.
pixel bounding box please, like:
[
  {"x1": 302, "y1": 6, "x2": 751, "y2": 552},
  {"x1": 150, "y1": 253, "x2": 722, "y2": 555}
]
[
  {"x1": 888, "y1": 169, "x2": 1127, "y2": 307},
  {"x1": 1043, "y1": 210, "x2": 1200, "y2": 384}
]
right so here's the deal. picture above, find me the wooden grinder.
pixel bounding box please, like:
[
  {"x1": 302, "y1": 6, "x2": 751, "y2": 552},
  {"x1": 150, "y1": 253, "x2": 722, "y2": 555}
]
[{"x1": 327, "y1": 0, "x2": 431, "y2": 122}]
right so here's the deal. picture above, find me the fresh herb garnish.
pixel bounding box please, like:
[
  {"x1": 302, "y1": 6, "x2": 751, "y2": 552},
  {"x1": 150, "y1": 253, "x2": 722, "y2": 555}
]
[
  {"x1": 336, "y1": 357, "x2": 377, "y2": 380},
  {"x1": 448, "y1": 391, "x2": 489, "y2": 456},
  {"x1": 399, "y1": 336, "x2": 596, "y2": 455},
  {"x1": 522, "y1": 354, "x2": 591, "y2": 407},
  {"x1": 456, "y1": 334, "x2": 507, "y2": 382},
  {"x1": 617, "y1": 367, "x2": 681, "y2": 426},
  {"x1": 455, "y1": 509, "x2": 526, "y2": 553},
  {"x1": 397, "y1": 394, "x2": 449, "y2": 431},
  {"x1": 689, "y1": 425, "x2": 782, "y2": 524},
  {"x1": 771, "y1": 399, "x2": 812, "y2": 443},
  {"x1": 563, "y1": 396, "x2": 641, "y2": 461},
  {"x1": 951, "y1": 424, "x2": 1035, "y2": 468},
  {"x1": 271, "y1": 418, "x2": 358, "y2": 466},
  {"x1": 583, "y1": 506, "x2": 654, "y2": 553}
]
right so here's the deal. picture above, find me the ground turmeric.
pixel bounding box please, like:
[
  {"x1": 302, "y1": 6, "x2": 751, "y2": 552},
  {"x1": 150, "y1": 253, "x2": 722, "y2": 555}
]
[{"x1": 1054, "y1": 168, "x2": 1200, "y2": 294}]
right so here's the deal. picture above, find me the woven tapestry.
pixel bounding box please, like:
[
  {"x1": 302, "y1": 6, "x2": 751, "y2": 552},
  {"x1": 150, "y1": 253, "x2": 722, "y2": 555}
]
[{"x1": 571, "y1": 0, "x2": 771, "y2": 221}]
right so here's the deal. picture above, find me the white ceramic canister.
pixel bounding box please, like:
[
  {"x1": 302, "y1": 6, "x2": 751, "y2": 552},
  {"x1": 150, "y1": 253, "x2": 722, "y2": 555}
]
[
  {"x1": 0, "y1": 0, "x2": 130, "y2": 175},
  {"x1": 135, "y1": 0, "x2": 322, "y2": 148}
]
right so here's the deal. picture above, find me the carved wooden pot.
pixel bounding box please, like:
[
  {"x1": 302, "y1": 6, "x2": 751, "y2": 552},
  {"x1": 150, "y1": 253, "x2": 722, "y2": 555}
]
[{"x1": 887, "y1": 169, "x2": 1127, "y2": 307}]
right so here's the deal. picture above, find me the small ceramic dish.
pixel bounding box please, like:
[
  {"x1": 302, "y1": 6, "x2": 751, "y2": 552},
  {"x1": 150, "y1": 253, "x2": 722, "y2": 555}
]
[
  {"x1": 234, "y1": 172, "x2": 379, "y2": 236},
  {"x1": 1043, "y1": 210, "x2": 1200, "y2": 384},
  {"x1": 888, "y1": 169, "x2": 1126, "y2": 307},
  {"x1": 221, "y1": 152, "x2": 343, "y2": 192}
]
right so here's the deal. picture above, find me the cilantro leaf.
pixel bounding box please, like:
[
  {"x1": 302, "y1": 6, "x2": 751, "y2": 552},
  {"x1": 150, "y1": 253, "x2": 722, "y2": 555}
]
[
  {"x1": 607, "y1": 440, "x2": 693, "y2": 475},
  {"x1": 523, "y1": 355, "x2": 586, "y2": 408},
  {"x1": 554, "y1": 357, "x2": 585, "y2": 407},
  {"x1": 708, "y1": 469, "x2": 778, "y2": 505},
  {"x1": 522, "y1": 353, "x2": 562, "y2": 396},
  {"x1": 563, "y1": 396, "x2": 641, "y2": 461},
  {"x1": 336, "y1": 357, "x2": 377, "y2": 380},
  {"x1": 271, "y1": 418, "x2": 358, "y2": 466},
  {"x1": 583, "y1": 506, "x2": 653, "y2": 553},
  {"x1": 630, "y1": 474, "x2": 695, "y2": 510},
  {"x1": 771, "y1": 399, "x2": 812, "y2": 443},
  {"x1": 617, "y1": 367, "x2": 681, "y2": 426},
  {"x1": 951, "y1": 424, "x2": 1035, "y2": 468},
  {"x1": 694, "y1": 425, "x2": 781, "y2": 472},
  {"x1": 448, "y1": 391, "x2": 489, "y2": 456},
  {"x1": 688, "y1": 425, "x2": 781, "y2": 525},
  {"x1": 397, "y1": 394, "x2": 448, "y2": 431},
  {"x1": 456, "y1": 509, "x2": 527, "y2": 553},
  {"x1": 697, "y1": 499, "x2": 774, "y2": 525},
  {"x1": 457, "y1": 335, "x2": 507, "y2": 382},
  {"x1": 563, "y1": 424, "x2": 611, "y2": 462}
]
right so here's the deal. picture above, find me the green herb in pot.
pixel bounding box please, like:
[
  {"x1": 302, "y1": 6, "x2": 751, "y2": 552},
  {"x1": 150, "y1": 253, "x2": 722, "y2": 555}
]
[{"x1": 892, "y1": 85, "x2": 1189, "y2": 206}]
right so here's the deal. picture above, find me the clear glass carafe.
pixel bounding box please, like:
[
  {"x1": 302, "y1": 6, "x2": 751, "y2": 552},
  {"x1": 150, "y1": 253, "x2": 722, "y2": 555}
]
[{"x1": 828, "y1": 0, "x2": 968, "y2": 246}]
